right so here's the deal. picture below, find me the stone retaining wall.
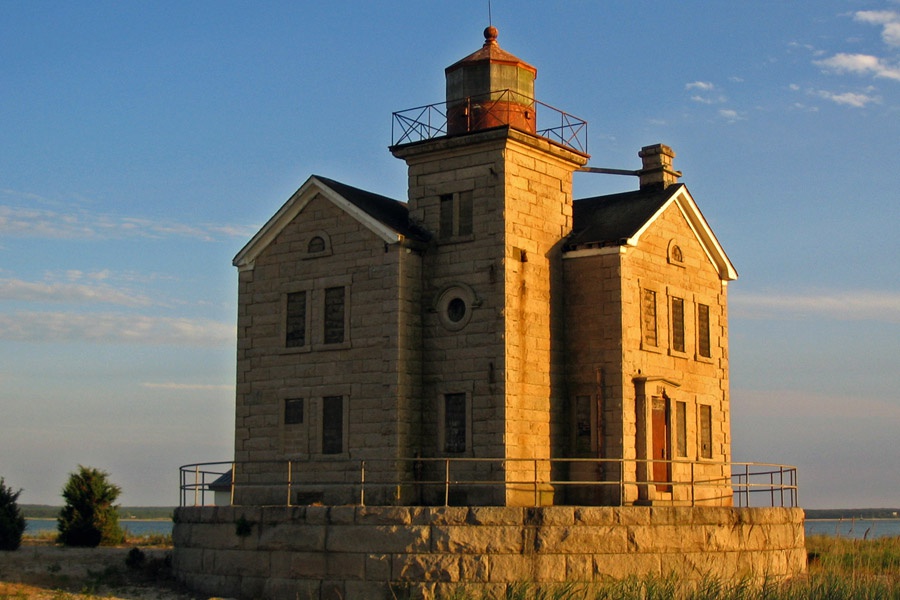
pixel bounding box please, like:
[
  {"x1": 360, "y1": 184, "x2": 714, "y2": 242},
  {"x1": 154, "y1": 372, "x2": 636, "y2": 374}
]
[{"x1": 173, "y1": 505, "x2": 806, "y2": 599}]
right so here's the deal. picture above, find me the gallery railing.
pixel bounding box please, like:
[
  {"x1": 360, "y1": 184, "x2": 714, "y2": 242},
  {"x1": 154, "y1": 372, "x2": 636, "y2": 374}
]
[
  {"x1": 179, "y1": 458, "x2": 797, "y2": 509},
  {"x1": 391, "y1": 89, "x2": 588, "y2": 154}
]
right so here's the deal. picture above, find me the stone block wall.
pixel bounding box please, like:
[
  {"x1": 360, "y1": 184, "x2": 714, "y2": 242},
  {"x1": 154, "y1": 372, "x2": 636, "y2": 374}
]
[{"x1": 173, "y1": 505, "x2": 806, "y2": 600}]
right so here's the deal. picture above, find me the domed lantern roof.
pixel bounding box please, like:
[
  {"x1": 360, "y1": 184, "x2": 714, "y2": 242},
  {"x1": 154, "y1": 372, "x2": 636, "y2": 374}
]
[{"x1": 445, "y1": 27, "x2": 537, "y2": 135}]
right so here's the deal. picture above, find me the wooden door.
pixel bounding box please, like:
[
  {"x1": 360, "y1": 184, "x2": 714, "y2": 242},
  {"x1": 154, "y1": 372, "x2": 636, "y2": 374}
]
[{"x1": 651, "y1": 397, "x2": 671, "y2": 492}]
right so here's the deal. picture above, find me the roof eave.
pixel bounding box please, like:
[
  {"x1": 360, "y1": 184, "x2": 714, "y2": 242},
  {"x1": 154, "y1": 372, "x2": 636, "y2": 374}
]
[{"x1": 232, "y1": 176, "x2": 405, "y2": 271}]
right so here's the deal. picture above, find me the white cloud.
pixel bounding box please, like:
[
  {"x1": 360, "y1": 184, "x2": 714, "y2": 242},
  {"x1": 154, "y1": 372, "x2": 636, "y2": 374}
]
[
  {"x1": 718, "y1": 109, "x2": 745, "y2": 122},
  {"x1": 0, "y1": 311, "x2": 235, "y2": 346},
  {"x1": 0, "y1": 277, "x2": 152, "y2": 306},
  {"x1": 0, "y1": 202, "x2": 256, "y2": 242},
  {"x1": 854, "y1": 10, "x2": 900, "y2": 46},
  {"x1": 815, "y1": 53, "x2": 900, "y2": 81},
  {"x1": 731, "y1": 290, "x2": 900, "y2": 323},
  {"x1": 686, "y1": 81, "x2": 715, "y2": 91},
  {"x1": 816, "y1": 89, "x2": 880, "y2": 107}
]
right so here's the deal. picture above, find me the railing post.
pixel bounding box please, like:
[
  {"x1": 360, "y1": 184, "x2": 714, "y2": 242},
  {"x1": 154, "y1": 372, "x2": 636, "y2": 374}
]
[
  {"x1": 229, "y1": 462, "x2": 236, "y2": 507},
  {"x1": 193, "y1": 465, "x2": 199, "y2": 507},
  {"x1": 287, "y1": 461, "x2": 292, "y2": 507},
  {"x1": 690, "y1": 461, "x2": 695, "y2": 506},
  {"x1": 360, "y1": 460, "x2": 366, "y2": 507},
  {"x1": 444, "y1": 459, "x2": 450, "y2": 507},
  {"x1": 770, "y1": 470, "x2": 775, "y2": 507},
  {"x1": 744, "y1": 464, "x2": 750, "y2": 508}
]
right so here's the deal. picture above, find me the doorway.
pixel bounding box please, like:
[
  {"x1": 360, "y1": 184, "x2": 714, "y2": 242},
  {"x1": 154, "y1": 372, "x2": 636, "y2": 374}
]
[{"x1": 651, "y1": 395, "x2": 671, "y2": 492}]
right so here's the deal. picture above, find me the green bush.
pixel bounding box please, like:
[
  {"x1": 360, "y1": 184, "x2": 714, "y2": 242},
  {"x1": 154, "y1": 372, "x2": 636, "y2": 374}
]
[
  {"x1": 57, "y1": 465, "x2": 125, "y2": 547},
  {"x1": 0, "y1": 477, "x2": 26, "y2": 551}
]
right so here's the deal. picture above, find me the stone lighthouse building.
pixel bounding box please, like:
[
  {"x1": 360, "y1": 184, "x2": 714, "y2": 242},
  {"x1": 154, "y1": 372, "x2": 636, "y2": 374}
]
[
  {"x1": 227, "y1": 26, "x2": 738, "y2": 508},
  {"x1": 174, "y1": 28, "x2": 805, "y2": 599}
]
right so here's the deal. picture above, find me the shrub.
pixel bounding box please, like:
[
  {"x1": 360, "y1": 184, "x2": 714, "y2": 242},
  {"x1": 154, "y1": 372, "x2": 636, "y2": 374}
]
[
  {"x1": 57, "y1": 465, "x2": 125, "y2": 547},
  {"x1": 0, "y1": 477, "x2": 26, "y2": 551}
]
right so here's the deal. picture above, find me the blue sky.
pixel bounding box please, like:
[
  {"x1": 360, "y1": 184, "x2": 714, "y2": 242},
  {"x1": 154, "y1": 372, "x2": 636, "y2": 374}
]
[{"x1": 1, "y1": 1, "x2": 898, "y2": 508}]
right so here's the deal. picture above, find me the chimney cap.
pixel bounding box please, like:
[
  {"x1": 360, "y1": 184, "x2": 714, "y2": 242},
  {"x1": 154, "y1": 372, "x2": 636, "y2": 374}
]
[{"x1": 638, "y1": 143, "x2": 682, "y2": 190}]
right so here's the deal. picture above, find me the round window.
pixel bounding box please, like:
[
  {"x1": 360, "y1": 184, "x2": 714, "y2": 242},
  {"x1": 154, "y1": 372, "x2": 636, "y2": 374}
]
[
  {"x1": 447, "y1": 297, "x2": 467, "y2": 322},
  {"x1": 434, "y1": 284, "x2": 477, "y2": 331}
]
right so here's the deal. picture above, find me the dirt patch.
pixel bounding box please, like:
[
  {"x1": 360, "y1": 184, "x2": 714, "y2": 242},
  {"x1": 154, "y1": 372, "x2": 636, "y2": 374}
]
[{"x1": 0, "y1": 541, "x2": 201, "y2": 599}]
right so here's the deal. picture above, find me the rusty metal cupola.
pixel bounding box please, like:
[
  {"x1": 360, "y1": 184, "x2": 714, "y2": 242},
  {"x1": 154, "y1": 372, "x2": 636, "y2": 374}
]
[{"x1": 445, "y1": 26, "x2": 538, "y2": 135}]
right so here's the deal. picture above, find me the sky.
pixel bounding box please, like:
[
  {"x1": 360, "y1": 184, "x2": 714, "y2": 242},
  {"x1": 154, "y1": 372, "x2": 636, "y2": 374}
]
[{"x1": 1, "y1": 1, "x2": 898, "y2": 509}]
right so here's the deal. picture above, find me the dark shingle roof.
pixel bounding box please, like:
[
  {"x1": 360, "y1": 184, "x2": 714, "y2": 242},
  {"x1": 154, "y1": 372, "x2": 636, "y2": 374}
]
[
  {"x1": 315, "y1": 175, "x2": 431, "y2": 243},
  {"x1": 568, "y1": 184, "x2": 683, "y2": 248}
]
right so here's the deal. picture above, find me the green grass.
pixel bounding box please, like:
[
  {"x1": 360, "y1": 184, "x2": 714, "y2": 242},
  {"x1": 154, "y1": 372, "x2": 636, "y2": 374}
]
[{"x1": 439, "y1": 536, "x2": 900, "y2": 600}]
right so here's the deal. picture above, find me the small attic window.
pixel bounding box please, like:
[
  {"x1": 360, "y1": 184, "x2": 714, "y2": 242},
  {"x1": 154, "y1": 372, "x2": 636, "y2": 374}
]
[
  {"x1": 668, "y1": 240, "x2": 684, "y2": 266},
  {"x1": 304, "y1": 232, "x2": 332, "y2": 258},
  {"x1": 308, "y1": 236, "x2": 325, "y2": 253}
]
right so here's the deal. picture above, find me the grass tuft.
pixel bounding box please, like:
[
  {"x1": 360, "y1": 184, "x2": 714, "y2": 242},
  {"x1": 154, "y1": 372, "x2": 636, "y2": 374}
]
[{"x1": 437, "y1": 536, "x2": 900, "y2": 600}]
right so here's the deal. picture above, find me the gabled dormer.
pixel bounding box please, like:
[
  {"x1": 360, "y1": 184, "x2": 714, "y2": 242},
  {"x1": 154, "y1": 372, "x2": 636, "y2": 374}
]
[{"x1": 233, "y1": 175, "x2": 428, "y2": 272}]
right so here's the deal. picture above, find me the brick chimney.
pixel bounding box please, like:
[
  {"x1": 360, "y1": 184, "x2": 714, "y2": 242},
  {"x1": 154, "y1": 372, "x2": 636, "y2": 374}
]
[{"x1": 638, "y1": 144, "x2": 682, "y2": 190}]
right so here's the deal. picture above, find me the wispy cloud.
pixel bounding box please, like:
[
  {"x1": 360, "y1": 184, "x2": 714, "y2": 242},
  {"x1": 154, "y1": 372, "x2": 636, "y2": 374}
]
[
  {"x1": 731, "y1": 290, "x2": 900, "y2": 323},
  {"x1": 685, "y1": 81, "x2": 728, "y2": 105},
  {"x1": 0, "y1": 311, "x2": 234, "y2": 346},
  {"x1": 686, "y1": 81, "x2": 715, "y2": 91},
  {"x1": 816, "y1": 88, "x2": 881, "y2": 107},
  {"x1": 718, "y1": 109, "x2": 746, "y2": 123},
  {"x1": 140, "y1": 382, "x2": 233, "y2": 391},
  {"x1": 854, "y1": 10, "x2": 900, "y2": 47},
  {"x1": 812, "y1": 10, "x2": 900, "y2": 85},
  {"x1": 0, "y1": 199, "x2": 256, "y2": 242},
  {"x1": 0, "y1": 277, "x2": 152, "y2": 307},
  {"x1": 815, "y1": 53, "x2": 900, "y2": 81}
]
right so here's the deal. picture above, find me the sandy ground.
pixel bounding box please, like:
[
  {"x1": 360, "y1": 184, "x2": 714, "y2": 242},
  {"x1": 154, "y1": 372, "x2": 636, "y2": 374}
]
[{"x1": 0, "y1": 541, "x2": 203, "y2": 599}]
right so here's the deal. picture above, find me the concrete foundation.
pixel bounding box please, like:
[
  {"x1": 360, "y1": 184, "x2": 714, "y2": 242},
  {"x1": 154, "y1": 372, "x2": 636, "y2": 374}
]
[{"x1": 173, "y1": 505, "x2": 806, "y2": 599}]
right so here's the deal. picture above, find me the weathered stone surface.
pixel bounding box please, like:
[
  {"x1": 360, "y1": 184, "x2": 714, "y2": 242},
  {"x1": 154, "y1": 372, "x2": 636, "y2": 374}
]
[
  {"x1": 394, "y1": 553, "x2": 460, "y2": 582},
  {"x1": 536, "y1": 525, "x2": 628, "y2": 554},
  {"x1": 432, "y1": 525, "x2": 524, "y2": 554},
  {"x1": 326, "y1": 524, "x2": 430, "y2": 553},
  {"x1": 258, "y1": 523, "x2": 325, "y2": 551},
  {"x1": 174, "y1": 489, "x2": 806, "y2": 598}
]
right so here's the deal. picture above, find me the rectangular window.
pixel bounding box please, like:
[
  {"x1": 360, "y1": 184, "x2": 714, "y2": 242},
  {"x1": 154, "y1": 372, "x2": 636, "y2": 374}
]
[
  {"x1": 698, "y1": 303, "x2": 711, "y2": 358},
  {"x1": 444, "y1": 393, "x2": 467, "y2": 453},
  {"x1": 439, "y1": 194, "x2": 454, "y2": 238},
  {"x1": 642, "y1": 289, "x2": 658, "y2": 347},
  {"x1": 457, "y1": 190, "x2": 473, "y2": 236},
  {"x1": 671, "y1": 297, "x2": 685, "y2": 353},
  {"x1": 700, "y1": 404, "x2": 712, "y2": 459},
  {"x1": 676, "y1": 401, "x2": 687, "y2": 457},
  {"x1": 323, "y1": 287, "x2": 345, "y2": 344},
  {"x1": 322, "y1": 396, "x2": 343, "y2": 454},
  {"x1": 285, "y1": 291, "x2": 307, "y2": 347},
  {"x1": 439, "y1": 191, "x2": 473, "y2": 238},
  {"x1": 284, "y1": 398, "x2": 304, "y2": 425}
]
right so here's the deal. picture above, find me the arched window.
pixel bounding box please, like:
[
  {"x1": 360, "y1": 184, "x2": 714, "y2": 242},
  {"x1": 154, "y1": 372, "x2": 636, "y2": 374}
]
[
  {"x1": 667, "y1": 239, "x2": 684, "y2": 266},
  {"x1": 308, "y1": 236, "x2": 326, "y2": 254}
]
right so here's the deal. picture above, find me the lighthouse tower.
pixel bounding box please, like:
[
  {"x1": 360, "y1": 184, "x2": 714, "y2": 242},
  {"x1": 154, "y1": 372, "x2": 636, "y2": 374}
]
[{"x1": 392, "y1": 27, "x2": 589, "y2": 505}]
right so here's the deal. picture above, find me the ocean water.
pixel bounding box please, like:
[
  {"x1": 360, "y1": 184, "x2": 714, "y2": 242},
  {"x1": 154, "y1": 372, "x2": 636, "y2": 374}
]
[
  {"x1": 805, "y1": 519, "x2": 900, "y2": 539},
  {"x1": 25, "y1": 518, "x2": 173, "y2": 537}
]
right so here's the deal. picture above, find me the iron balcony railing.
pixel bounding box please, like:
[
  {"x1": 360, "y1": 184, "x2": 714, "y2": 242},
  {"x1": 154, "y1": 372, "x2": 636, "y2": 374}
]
[
  {"x1": 179, "y1": 458, "x2": 797, "y2": 509},
  {"x1": 391, "y1": 89, "x2": 588, "y2": 154}
]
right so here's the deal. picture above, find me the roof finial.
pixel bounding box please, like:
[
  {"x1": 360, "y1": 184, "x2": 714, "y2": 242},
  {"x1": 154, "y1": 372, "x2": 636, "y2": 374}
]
[
  {"x1": 484, "y1": 0, "x2": 498, "y2": 46},
  {"x1": 484, "y1": 25, "x2": 499, "y2": 46}
]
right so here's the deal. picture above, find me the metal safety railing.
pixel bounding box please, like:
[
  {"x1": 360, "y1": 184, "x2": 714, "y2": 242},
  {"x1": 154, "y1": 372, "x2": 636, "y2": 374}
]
[
  {"x1": 391, "y1": 89, "x2": 588, "y2": 154},
  {"x1": 179, "y1": 458, "x2": 797, "y2": 509}
]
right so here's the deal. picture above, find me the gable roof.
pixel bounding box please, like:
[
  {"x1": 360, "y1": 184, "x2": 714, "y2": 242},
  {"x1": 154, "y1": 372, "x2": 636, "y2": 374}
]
[
  {"x1": 567, "y1": 184, "x2": 738, "y2": 281},
  {"x1": 233, "y1": 175, "x2": 429, "y2": 271}
]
